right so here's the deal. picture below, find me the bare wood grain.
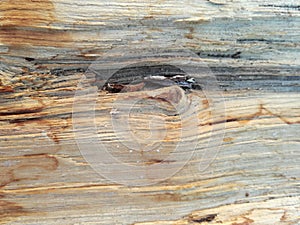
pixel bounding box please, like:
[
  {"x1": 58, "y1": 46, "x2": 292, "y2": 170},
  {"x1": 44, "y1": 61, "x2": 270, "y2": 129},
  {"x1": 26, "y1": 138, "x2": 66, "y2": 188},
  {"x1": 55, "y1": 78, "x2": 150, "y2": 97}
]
[{"x1": 0, "y1": 0, "x2": 299, "y2": 224}]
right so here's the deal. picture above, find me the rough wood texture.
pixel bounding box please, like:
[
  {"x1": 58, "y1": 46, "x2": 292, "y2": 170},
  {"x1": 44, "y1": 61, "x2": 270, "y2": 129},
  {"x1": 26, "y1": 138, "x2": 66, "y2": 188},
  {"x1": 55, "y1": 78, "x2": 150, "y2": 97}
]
[{"x1": 0, "y1": 0, "x2": 299, "y2": 224}]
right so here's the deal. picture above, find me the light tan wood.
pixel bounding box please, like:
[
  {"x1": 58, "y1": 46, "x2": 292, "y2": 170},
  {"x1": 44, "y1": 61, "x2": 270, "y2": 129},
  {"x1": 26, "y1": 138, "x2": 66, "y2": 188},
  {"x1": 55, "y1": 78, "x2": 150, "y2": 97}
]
[{"x1": 0, "y1": 0, "x2": 299, "y2": 224}]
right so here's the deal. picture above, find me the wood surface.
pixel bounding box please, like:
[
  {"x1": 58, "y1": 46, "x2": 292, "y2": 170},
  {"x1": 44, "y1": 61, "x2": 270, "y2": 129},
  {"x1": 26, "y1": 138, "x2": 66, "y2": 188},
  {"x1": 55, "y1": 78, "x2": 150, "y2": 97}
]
[{"x1": 0, "y1": 0, "x2": 299, "y2": 224}]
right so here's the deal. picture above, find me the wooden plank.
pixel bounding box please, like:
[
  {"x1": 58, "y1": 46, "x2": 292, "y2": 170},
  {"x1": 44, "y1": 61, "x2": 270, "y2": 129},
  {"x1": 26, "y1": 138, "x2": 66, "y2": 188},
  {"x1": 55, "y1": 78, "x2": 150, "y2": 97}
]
[{"x1": 0, "y1": 0, "x2": 299, "y2": 224}]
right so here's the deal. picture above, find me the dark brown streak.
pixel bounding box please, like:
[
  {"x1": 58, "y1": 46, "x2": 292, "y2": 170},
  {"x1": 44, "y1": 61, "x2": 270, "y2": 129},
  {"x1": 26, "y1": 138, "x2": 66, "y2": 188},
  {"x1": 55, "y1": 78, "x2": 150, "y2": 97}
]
[
  {"x1": 189, "y1": 213, "x2": 218, "y2": 223},
  {"x1": 0, "y1": 107, "x2": 45, "y2": 116},
  {"x1": 147, "y1": 96, "x2": 170, "y2": 103},
  {"x1": 145, "y1": 159, "x2": 176, "y2": 165},
  {"x1": 6, "y1": 112, "x2": 72, "y2": 124}
]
